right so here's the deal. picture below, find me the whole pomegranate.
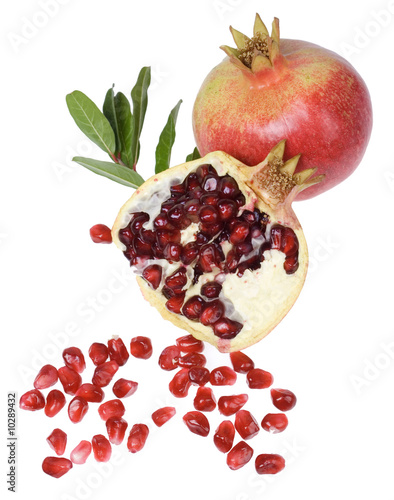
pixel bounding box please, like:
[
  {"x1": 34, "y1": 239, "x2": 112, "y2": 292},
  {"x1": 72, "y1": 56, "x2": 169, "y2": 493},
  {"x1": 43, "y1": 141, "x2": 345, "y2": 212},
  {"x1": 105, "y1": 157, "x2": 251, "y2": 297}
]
[
  {"x1": 192, "y1": 14, "x2": 373, "y2": 200},
  {"x1": 112, "y1": 141, "x2": 323, "y2": 352}
]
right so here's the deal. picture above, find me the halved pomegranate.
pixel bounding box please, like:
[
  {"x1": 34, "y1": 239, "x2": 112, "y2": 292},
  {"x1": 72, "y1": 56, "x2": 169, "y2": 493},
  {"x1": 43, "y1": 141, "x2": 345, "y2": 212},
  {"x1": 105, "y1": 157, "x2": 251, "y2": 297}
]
[{"x1": 112, "y1": 143, "x2": 320, "y2": 352}]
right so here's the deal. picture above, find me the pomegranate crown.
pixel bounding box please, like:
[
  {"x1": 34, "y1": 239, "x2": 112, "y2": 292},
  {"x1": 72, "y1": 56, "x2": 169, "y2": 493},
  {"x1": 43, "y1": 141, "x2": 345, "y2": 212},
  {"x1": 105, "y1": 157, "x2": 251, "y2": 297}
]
[{"x1": 220, "y1": 13, "x2": 283, "y2": 73}]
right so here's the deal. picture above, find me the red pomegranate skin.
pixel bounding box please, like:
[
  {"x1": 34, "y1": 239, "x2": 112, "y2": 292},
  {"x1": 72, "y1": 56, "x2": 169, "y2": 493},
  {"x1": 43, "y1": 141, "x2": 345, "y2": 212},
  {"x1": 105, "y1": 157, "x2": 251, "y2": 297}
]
[{"x1": 193, "y1": 39, "x2": 373, "y2": 200}]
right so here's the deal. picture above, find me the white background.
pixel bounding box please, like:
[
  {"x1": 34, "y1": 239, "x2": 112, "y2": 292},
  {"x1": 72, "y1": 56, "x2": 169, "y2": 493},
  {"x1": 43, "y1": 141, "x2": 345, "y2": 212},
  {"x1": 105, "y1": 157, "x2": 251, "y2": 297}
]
[{"x1": 2, "y1": 0, "x2": 394, "y2": 499}]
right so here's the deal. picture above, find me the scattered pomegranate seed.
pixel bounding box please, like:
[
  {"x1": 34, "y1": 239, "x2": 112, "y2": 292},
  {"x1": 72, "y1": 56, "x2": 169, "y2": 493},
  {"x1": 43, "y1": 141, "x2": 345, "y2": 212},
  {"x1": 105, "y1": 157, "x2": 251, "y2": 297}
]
[
  {"x1": 62, "y1": 347, "x2": 86, "y2": 374},
  {"x1": 151, "y1": 407, "x2": 176, "y2": 427},
  {"x1": 227, "y1": 441, "x2": 254, "y2": 470},
  {"x1": 246, "y1": 368, "x2": 274, "y2": 389},
  {"x1": 234, "y1": 410, "x2": 260, "y2": 440},
  {"x1": 90, "y1": 224, "x2": 112, "y2": 244},
  {"x1": 193, "y1": 386, "x2": 216, "y2": 412},
  {"x1": 142, "y1": 264, "x2": 162, "y2": 289},
  {"x1": 19, "y1": 389, "x2": 45, "y2": 411},
  {"x1": 70, "y1": 440, "x2": 92, "y2": 465},
  {"x1": 68, "y1": 396, "x2": 89, "y2": 423},
  {"x1": 261, "y1": 413, "x2": 289, "y2": 434},
  {"x1": 98, "y1": 399, "x2": 125, "y2": 421},
  {"x1": 106, "y1": 417, "x2": 128, "y2": 445},
  {"x1": 112, "y1": 378, "x2": 138, "y2": 398},
  {"x1": 229, "y1": 351, "x2": 255, "y2": 373},
  {"x1": 178, "y1": 352, "x2": 206, "y2": 369},
  {"x1": 127, "y1": 424, "x2": 149, "y2": 453},
  {"x1": 129, "y1": 336, "x2": 153, "y2": 359},
  {"x1": 108, "y1": 336, "x2": 129, "y2": 366},
  {"x1": 270, "y1": 388, "x2": 297, "y2": 411},
  {"x1": 58, "y1": 366, "x2": 82, "y2": 395},
  {"x1": 210, "y1": 366, "x2": 237, "y2": 386},
  {"x1": 88, "y1": 342, "x2": 109, "y2": 366},
  {"x1": 45, "y1": 390, "x2": 66, "y2": 417},
  {"x1": 176, "y1": 334, "x2": 204, "y2": 353},
  {"x1": 218, "y1": 394, "x2": 248, "y2": 416},
  {"x1": 169, "y1": 368, "x2": 191, "y2": 398},
  {"x1": 42, "y1": 457, "x2": 73, "y2": 478},
  {"x1": 214, "y1": 420, "x2": 235, "y2": 453},
  {"x1": 158, "y1": 345, "x2": 180, "y2": 371},
  {"x1": 75, "y1": 383, "x2": 104, "y2": 403},
  {"x1": 188, "y1": 367, "x2": 210, "y2": 386},
  {"x1": 33, "y1": 364, "x2": 58, "y2": 389},
  {"x1": 183, "y1": 411, "x2": 210, "y2": 437},
  {"x1": 255, "y1": 454, "x2": 286, "y2": 475},
  {"x1": 92, "y1": 360, "x2": 119, "y2": 387},
  {"x1": 46, "y1": 428, "x2": 67, "y2": 456},
  {"x1": 92, "y1": 434, "x2": 112, "y2": 462}
]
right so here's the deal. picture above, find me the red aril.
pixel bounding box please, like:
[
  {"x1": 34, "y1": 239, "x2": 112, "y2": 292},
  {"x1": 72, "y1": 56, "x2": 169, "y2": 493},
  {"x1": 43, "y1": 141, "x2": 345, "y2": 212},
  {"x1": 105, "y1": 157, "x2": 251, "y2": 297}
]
[
  {"x1": 255, "y1": 454, "x2": 285, "y2": 475},
  {"x1": 214, "y1": 420, "x2": 235, "y2": 453},
  {"x1": 46, "y1": 428, "x2": 67, "y2": 456},
  {"x1": 183, "y1": 411, "x2": 210, "y2": 437},
  {"x1": 151, "y1": 407, "x2": 176, "y2": 427},
  {"x1": 188, "y1": 367, "x2": 210, "y2": 386},
  {"x1": 176, "y1": 334, "x2": 204, "y2": 353},
  {"x1": 70, "y1": 440, "x2": 92, "y2": 465},
  {"x1": 182, "y1": 295, "x2": 205, "y2": 321},
  {"x1": 142, "y1": 264, "x2": 162, "y2": 289},
  {"x1": 108, "y1": 336, "x2": 129, "y2": 366},
  {"x1": 261, "y1": 413, "x2": 288, "y2": 434},
  {"x1": 19, "y1": 389, "x2": 45, "y2": 411},
  {"x1": 75, "y1": 383, "x2": 104, "y2": 403},
  {"x1": 45, "y1": 390, "x2": 66, "y2": 417},
  {"x1": 33, "y1": 365, "x2": 58, "y2": 389},
  {"x1": 92, "y1": 434, "x2": 112, "y2": 462},
  {"x1": 178, "y1": 352, "x2": 206, "y2": 369},
  {"x1": 227, "y1": 441, "x2": 254, "y2": 470},
  {"x1": 68, "y1": 396, "x2": 89, "y2": 423},
  {"x1": 270, "y1": 388, "x2": 297, "y2": 411},
  {"x1": 90, "y1": 224, "x2": 112, "y2": 243},
  {"x1": 98, "y1": 399, "x2": 125, "y2": 421},
  {"x1": 210, "y1": 366, "x2": 237, "y2": 386},
  {"x1": 62, "y1": 347, "x2": 86, "y2": 374},
  {"x1": 234, "y1": 410, "x2": 260, "y2": 439},
  {"x1": 58, "y1": 366, "x2": 82, "y2": 395},
  {"x1": 42, "y1": 457, "x2": 73, "y2": 478},
  {"x1": 229, "y1": 351, "x2": 255, "y2": 373},
  {"x1": 158, "y1": 345, "x2": 180, "y2": 371},
  {"x1": 112, "y1": 378, "x2": 138, "y2": 398},
  {"x1": 169, "y1": 368, "x2": 191, "y2": 398},
  {"x1": 92, "y1": 360, "x2": 119, "y2": 387},
  {"x1": 218, "y1": 394, "x2": 248, "y2": 416},
  {"x1": 246, "y1": 368, "x2": 274, "y2": 389},
  {"x1": 127, "y1": 424, "x2": 149, "y2": 453},
  {"x1": 129, "y1": 336, "x2": 153, "y2": 359},
  {"x1": 193, "y1": 387, "x2": 216, "y2": 412},
  {"x1": 88, "y1": 342, "x2": 109, "y2": 366},
  {"x1": 106, "y1": 417, "x2": 128, "y2": 445}
]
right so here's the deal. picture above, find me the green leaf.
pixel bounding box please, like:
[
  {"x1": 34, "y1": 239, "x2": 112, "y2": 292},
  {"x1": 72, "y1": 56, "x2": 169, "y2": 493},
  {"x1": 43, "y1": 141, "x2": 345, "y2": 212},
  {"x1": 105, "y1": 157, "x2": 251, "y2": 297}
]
[
  {"x1": 155, "y1": 100, "x2": 183, "y2": 174},
  {"x1": 73, "y1": 156, "x2": 144, "y2": 189},
  {"x1": 103, "y1": 85, "x2": 120, "y2": 153},
  {"x1": 114, "y1": 92, "x2": 134, "y2": 168},
  {"x1": 66, "y1": 91, "x2": 116, "y2": 158},
  {"x1": 130, "y1": 67, "x2": 151, "y2": 169},
  {"x1": 186, "y1": 147, "x2": 201, "y2": 162}
]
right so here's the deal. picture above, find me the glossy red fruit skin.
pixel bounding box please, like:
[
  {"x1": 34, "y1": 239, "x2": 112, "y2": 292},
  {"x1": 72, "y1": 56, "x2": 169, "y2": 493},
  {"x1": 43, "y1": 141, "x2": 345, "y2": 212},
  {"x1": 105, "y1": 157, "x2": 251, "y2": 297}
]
[
  {"x1": 218, "y1": 394, "x2": 248, "y2": 416},
  {"x1": 98, "y1": 399, "x2": 125, "y2": 421},
  {"x1": 62, "y1": 347, "x2": 86, "y2": 374},
  {"x1": 169, "y1": 368, "x2": 191, "y2": 398},
  {"x1": 92, "y1": 434, "x2": 112, "y2": 462},
  {"x1": 90, "y1": 224, "x2": 112, "y2": 243},
  {"x1": 108, "y1": 337, "x2": 129, "y2": 366},
  {"x1": 92, "y1": 361, "x2": 119, "y2": 387},
  {"x1": 129, "y1": 336, "x2": 153, "y2": 359},
  {"x1": 88, "y1": 342, "x2": 109, "y2": 366},
  {"x1": 214, "y1": 420, "x2": 235, "y2": 453},
  {"x1": 193, "y1": 387, "x2": 217, "y2": 412},
  {"x1": 229, "y1": 351, "x2": 255, "y2": 374},
  {"x1": 112, "y1": 378, "x2": 138, "y2": 398},
  {"x1": 151, "y1": 407, "x2": 176, "y2": 427},
  {"x1": 33, "y1": 364, "x2": 58, "y2": 389},
  {"x1": 70, "y1": 440, "x2": 92, "y2": 465},
  {"x1": 158, "y1": 345, "x2": 181, "y2": 371},
  {"x1": 246, "y1": 368, "x2": 274, "y2": 389},
  {"x1": 58, "y1": 366, "x2": 82, "y2": 395},
  {"x1": 19, "y1": 389, "x2": 45, "y2": 411},
  {"x1": 261, "y1": 413, "x2": 289, "y2": 434},
  {"x1": 188, "y1": 367, "x2": 210, "y2": 386},
  {"x1": 183, "y1": 411, "x2": 210, "y2": 437},
  {"x1": 45, "y1": 390, "x2": 66, "y2": 417},
  {"x1": 210, "y1": 366, "x2": 237, "y2": 386},
  {"x1": 106, "y1": 417, "x2": 128, "y2": 445},
  {"x1": 176, "y1": 334, "x2": 204, "y2": 353},
  {"x1": 234, "y1": 410, "x2": 260, "y2": 440},
  {"x1": 227, "y1": 441, "x2": 254, "y2": 470},
  {"x1": 75, "y1": 383, "x2": 105, "y2": 403},
  {"x1": 127, "y1": 424, "x2": 149, "y2": 453},
  {"x1": 271, "y1": 388, "x2": 297, "y2": 411},
  {"x1": 46, "y1": 428, "x2": 67, "y2": 455},
  {"x1": 68, "y1": 397, "x2": 89, "y2": 423},
  {"x1": 255, "y1": 454, "x2": 286, "y2": 475},
  {"x1": 42, "y1": 457, "x2": 73, "y2": 478}
]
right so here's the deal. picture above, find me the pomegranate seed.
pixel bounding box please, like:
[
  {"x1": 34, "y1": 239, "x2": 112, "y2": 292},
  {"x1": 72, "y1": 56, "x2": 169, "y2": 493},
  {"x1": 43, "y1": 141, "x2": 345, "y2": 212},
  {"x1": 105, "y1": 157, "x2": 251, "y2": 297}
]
[
  {"x1": 261, "y1": 413, "x2": 289, "y2": 433},
  {"x1": 166, "y1": 292, "x2": 186, "y2": 314},
  {"x1": 140, "y1": 228, "x2": 156, "y2": 243},
  {"x1": 90, "y1": 224, "x2": 112, "y2": 243},
  {"x1": 198, "y1": 243, "x2": 222, "y2": 272},
  {"x1": 127, "y1": 424, "x2": 149, "y2": 453},
  {"x1": 176, "y1": 334, "x2": 204, "y2": 353},
  {"x1": 112, "y1": 378, "x2": 138, "y2": 398},
  {"x1": 182, "y1": 295, "x2": 205, "y2": 321},
  {"x1": 33, "y1": 365, "x2": 58, "y2": 390},
  {"x1": 133, "y1": 235, "x2": 153, "y2": 256},
  {"x1": 181, "y1": 242, "x2": 199, "y2": 264},
  {"x1": 199, "y1": 205, "x2": 219, "y2": 224},
  {"x1": 88, "y1": 342, "x2": 108, "y2": 366},
  {"x1": 108, "y1": 337, "x2": 129, "y2": 366},
  {"x1": 75, "y1": 383, "x2": 104, "y2": 403},
  {"x1": 217, "y1": 199, "x2": 238, "y2": 221},
  {"x1": 200, "y1": 300, "x2": 225, "y2": 326},
  {"x1": 158, "y1": 345, "x2": 180, "y2": 371},
  {"x1": 92, "y1": 434, "x2": 112, "y2": 462},
  {"x1": 210, "y1": 366, "x2": 237, "y2": 386},
  {"x1": 130, "y1": 213, "x2": 149, "y2": 234},
  {"x1": 178, "y1": 352, "x2": 206, "y2": 369},
  {"x1": 225, "y1": 248, "x2": 240, "y2": 273},
  {"x1": 129, "y1": 336, "x2": 153, "y2": 359},
  {"x1": 62, "y1": 347, "x2": 86, "y2": 374},
  {"x1": 151, "y1": 407, "x2": 176, "y2": 427},
  {"x1": 193, "y1": 387, "x2": 216, "y2": 412},
  {"x1": 118, "y1": 226, "x2": 133, "y2": 246},
  {"x1": 167, "y1": 204, "x2": 186, "y2": 228},
  {"x1": 163, "y1": 243, "x2": 182, "y2": 262},
  {"x1": 227, "y1": 441, "x2": 254, "y2": 470},
  {"x1": 169, "y1": 368, "x2": 191, "y2": 398},
  {"x1": 20, "y1": 389, "x2": 45, "y2": 411},
  {"x1": 156, "y1": 229, "x2": 181, "y2": 248},
  {"x1": 165, "y1": 267, "x2": 187, "y2": 291},
  {"x1": 284, "y1": 255, "x2": 299, "y2": 274},
  {"x1": 106, "y1": 417, "x2": 128, "y2": 445},
  {"x1": 92, "y1": 360, "x2": 119, "y2": 387},
  {"x1": 229, "y1": 351, "x2": 255, "y2": 373},
  {"x1": 213, "y1": 318, "x2": 243, "y2": 339},
  {"x1": 255, "y1": 454, "x2": 286, "y2": 475},
  {"x1": 196, "y1": 164, "x2": 215, "y2": 182},
  {"x1": 45, "y1": 390, "x2": 66, "y2": 417},
  {"x1": 235, "y1": 193, "x2": 246, "y2": 208},
  {"x1": 98, "y1": 399, "x2": 125, "y2": 421},
  {"x1": 47, "y1": 428, "x2": 67, "y2": 455},
  {"x1": 201, "y1": 281, "x2": 222, "y2": 298},
  {"x1": 170, "y1": 183, "x2": 185, "y2": 197},
  {"x1": 58, "y1": 366, "x2": 82, "y2": 395},
  {"x1": 247, "y1": 368, "x2": 274, "y2": 389},
  {"x1": 154, "y1": 212, "x2": 173, "y2": 230},
  {"x1": 70, "y1": 440, "x2": 92, "y2": 464},
  {"x1": 185, "y1": 172, "x2": 200, "y2": 190},
  {"x1": 234, "y1": 410, "x2": 260, "y2": 439},
  {"x1": 183, "y1": 411, "x2": 210, "y2": 437},
  {"x1": 142, "y1": 264, "x2": 162, "y2": 289},
  {"x1": 184, "y1": 199, "x2": 200, "y2": 222},
  {"x1": 200, "y1": 191, "x2": 220, "y2": 206},
  {"x1": 68, "y1": 397, "x2": 88, "y2": 423},
  {"x1": 230, "y1": 221, "x2": 250, "y2": 244},
  {"x1": 218, "y1": 394, "x2": 248, "y2": 416},
  {"x1": 188, "y1": 367, "x2": 210, "y2": 386},
  {"x1": 42, "y1": 457, "x2": 73, "y2": 478},
  {"x1": 214, "y1": 420, "x2": 235, "y2": 453},
  {"x1": 271, "y1": 388, "x2": 297, "y2": 411},
  {"x1": 218, "y1": 175, "x2": 240, "y2": 198}
]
